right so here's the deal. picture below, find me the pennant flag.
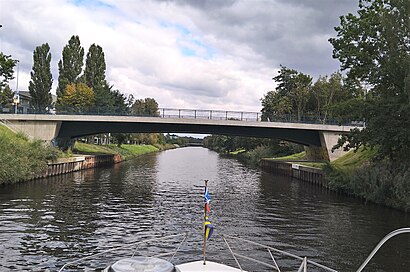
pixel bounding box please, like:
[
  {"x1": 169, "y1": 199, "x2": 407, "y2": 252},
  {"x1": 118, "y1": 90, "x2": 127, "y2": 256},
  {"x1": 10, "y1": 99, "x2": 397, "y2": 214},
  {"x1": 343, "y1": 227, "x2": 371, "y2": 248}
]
[
  {"x1": 204, "y1": 217, "x2": 214, "y2": 240},
  {"x1": 204, "y1": 187, "x2": 211, "y2": 213}
]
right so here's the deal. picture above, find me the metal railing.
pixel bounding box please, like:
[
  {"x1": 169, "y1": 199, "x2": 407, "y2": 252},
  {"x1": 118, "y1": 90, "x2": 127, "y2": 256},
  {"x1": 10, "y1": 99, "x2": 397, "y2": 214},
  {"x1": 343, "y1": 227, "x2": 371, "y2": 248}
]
[
  {"x1": 223, "y1": 235, "x2": 337, "y2": 272},
  {"x1": 356, "y1": 227, "x2": 410, "y2": 272},
  {"x1": 0, "y1": 106, "x2": 364, "y2": 126},
  {"x1": 159, "y1": 108, "x2": 261, "y2": 122},
  {"x1": 58, "y1": 232, "x2": 189, "y2": 271},
  {"x1": 57, "y1": 228, "x2": 409, "y2": 272}
]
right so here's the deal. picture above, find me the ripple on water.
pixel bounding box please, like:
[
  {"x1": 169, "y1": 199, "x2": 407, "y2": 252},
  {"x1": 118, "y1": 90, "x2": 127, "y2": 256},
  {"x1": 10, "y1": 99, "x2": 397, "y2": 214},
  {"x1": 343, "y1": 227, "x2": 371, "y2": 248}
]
[{"x1": 0, "y1": 147, "x2": 409, "y2": 271}]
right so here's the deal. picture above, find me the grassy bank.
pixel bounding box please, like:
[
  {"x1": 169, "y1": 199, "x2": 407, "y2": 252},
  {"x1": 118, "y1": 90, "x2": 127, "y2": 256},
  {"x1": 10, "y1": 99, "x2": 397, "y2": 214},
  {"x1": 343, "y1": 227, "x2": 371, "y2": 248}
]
[
  {"x1": 0, "y1": 125, "x2": 61, "y2": 185},
  {"x1": 271, "y1": 148, "x2": 409, "y2": 211},
  {"x1": 73, "y1": 142, "x2": 176, "y2": 160},
  {"x1": 323, "y1": 148, "x2": 409, "y2": 211}
]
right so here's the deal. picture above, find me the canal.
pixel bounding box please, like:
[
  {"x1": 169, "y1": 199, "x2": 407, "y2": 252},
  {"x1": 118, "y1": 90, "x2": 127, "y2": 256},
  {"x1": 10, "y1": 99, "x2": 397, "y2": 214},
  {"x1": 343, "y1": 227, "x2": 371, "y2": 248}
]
[{"x1": 0, "y1": 147, "x2": 409, "y2": 271}]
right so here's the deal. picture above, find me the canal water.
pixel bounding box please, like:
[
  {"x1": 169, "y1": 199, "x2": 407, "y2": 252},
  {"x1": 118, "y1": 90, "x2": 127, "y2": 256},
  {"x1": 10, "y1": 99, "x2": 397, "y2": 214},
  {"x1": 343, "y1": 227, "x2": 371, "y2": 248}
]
[{"x1": 0, "y1": 147, "x2": 409, "y2": 271}]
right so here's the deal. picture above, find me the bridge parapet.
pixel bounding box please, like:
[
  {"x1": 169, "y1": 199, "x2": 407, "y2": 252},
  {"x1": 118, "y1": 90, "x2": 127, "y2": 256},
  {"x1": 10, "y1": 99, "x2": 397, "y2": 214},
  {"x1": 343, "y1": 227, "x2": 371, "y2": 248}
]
[{"x1": 0, "y1": 111, "x2": 363, "y2": 161}]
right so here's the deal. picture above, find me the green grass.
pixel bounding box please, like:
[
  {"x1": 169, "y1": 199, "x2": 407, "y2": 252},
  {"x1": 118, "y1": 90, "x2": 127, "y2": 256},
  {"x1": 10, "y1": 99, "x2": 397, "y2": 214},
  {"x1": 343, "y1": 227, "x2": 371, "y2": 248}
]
[
  {"x1": 0, "y1": 124, "x2": 16, "y2": 137},
  {"x1": 265, "y1": 148, "x2": 375, "y2": 170},
  {"x1": 0, "y1": 124, "x2": 61, "y2": 184},
  {"x1": 298, "y1": 162, "x2": 327, "y2": 168},
  {"x1": 73, "y1": 142, "x2": 160, "y2": 159},
  {"x1": 331, "y1": 147, "x2": 376, "y2": 169},
  {"x1": 230, "y1": 149, "x2": 246, "y2": 155},
  {"x1": 269, "y1": 151, "x2": 306, "y2": 161},
  {"x1": 74, "y1": 142, "x2": 117, "y2": 154}
]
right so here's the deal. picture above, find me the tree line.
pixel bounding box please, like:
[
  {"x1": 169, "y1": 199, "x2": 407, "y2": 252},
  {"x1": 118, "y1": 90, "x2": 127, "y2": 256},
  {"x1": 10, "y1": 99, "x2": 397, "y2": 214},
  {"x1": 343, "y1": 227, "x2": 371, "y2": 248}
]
[
  {"x1": 262, "y1": 0, "x2": 409, "y2": 164},
  {"x1": 0, "y1": 35, "x2": 160, "y2": 116},
  {"x1": 261, "y1": 67, "x2": 360, "y2": 124}
]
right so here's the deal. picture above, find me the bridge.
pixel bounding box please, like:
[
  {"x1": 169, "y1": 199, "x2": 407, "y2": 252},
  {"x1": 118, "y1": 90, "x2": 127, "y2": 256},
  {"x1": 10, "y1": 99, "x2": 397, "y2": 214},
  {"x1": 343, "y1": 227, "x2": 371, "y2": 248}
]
[{"x1": 0, "y1": 108, "x2": 360, "y2": 161}]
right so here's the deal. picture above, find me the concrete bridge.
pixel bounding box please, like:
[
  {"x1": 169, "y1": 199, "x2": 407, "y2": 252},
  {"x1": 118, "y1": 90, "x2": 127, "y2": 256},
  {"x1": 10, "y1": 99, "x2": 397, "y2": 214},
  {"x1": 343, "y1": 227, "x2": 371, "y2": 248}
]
[{"x1": 0, "y1": 111, "x2": 359, "y2": 161}]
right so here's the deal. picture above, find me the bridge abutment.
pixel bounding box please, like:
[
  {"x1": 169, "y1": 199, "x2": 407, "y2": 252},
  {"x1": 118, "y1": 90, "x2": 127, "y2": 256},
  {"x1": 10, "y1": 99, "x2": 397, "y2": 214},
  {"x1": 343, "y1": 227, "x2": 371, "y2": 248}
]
[{"x1": 7, "y1": 119, "x2": 62, "y2": 143}]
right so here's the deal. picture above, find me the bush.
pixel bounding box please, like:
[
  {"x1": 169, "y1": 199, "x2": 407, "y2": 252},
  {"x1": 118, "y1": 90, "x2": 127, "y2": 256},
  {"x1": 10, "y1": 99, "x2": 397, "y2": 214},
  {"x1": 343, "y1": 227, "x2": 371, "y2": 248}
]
[
  {"x1": 326, "y1": 161, "x2": 410, "y2": 211},
  {"x1": 0, "y1": 126, "x2": 60, "y2": 184}
]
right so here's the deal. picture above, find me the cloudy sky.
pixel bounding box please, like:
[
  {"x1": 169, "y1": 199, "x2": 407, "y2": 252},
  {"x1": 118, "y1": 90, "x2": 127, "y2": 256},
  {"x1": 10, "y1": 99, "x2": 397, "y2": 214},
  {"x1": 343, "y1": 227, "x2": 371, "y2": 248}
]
[{"x1": 0, "y1": 0, "x2": 359, "y2": 112}]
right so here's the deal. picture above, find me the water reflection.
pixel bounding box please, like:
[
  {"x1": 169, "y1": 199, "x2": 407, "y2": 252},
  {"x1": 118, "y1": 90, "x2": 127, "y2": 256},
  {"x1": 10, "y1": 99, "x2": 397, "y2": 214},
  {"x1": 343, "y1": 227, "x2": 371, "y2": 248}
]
[{"x1": 0, "y1": 147, "x2": 409, "y2": 271}]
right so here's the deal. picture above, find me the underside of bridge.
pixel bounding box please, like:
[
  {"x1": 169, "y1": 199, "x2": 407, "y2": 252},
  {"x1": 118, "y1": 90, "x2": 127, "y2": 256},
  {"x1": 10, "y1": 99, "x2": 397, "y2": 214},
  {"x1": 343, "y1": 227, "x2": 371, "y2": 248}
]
[
  {"x1": 56, "y1": 121, "x2": 341, "y2": 161},
  {"x1": 57, "y1": 121, "x2": 323, "y2": 146}
]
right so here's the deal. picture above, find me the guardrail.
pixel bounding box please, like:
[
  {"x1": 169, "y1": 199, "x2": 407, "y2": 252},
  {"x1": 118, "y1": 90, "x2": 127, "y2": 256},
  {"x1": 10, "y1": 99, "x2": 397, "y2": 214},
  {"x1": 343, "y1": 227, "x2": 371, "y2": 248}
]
[
  {"x1": 0, "y1": 107, "x2": 365, "y2": 126},
  {"x1": 223, "y1": 234, "x2": 337, "y2": 272}
]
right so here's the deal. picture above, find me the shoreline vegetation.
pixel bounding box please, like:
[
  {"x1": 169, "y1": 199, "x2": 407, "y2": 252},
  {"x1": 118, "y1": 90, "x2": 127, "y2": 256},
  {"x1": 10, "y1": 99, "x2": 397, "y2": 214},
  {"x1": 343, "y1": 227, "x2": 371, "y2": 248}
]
[
  {"x1": 73, "y1": 142, "x2": 176, "y2": 160},
  {"x1": 1, "y1": 121, "x2": 408, "y2": 212},
  {"x1": 0, "y1": 124, "x2": 176, "y2": 185},
  {"x1": 226, "y1": 147, "x2": 409, "y2": 212}
]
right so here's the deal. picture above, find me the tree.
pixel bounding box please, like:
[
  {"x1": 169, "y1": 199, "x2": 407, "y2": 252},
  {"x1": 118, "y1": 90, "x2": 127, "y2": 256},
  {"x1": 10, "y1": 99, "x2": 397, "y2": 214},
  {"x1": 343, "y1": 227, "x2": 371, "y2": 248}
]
[
  {"x1": 144, "y1": 98, "x2": 159, "y2": 116},
  {"x1": 329, "y1": 0, "x2": 410, "y2": 161},
  {"x1": 84, "y1": 44, "x2": 106, "y2": 90},
  {"x1": 58, "y1": 82, "x2": 94, "y2": 113},
  {"x1": 90, "y1": 82, "x2": 128, "y2": 114},
  {"x1": 261, "y1": 66, "x2": 312, "y2": 121},
  {"x1": 0, "y1": 85, "x2": 14, "y2": 107},
  {"x1": 29, "y1": 43, "x2": 53, "y2": 113},
  {"x1": 0, "y1": 52, "x2": 17, "y2": 89},
  {"x1": 57, "y1": 35, "x2": 84, "y2": 98},
  {"x1": 111, "y1": 89, "x2": 128, "y2": 114},
  {"x1": 309, "y1": 72, "x2": 351, "y2": 123},
  {"x1": 131, "y1": 98, "x2": 159, "y2": 116}
]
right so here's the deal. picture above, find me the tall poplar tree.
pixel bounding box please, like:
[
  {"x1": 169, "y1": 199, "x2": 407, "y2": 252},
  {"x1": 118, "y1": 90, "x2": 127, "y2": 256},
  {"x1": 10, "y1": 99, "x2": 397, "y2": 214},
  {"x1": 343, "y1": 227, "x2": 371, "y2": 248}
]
[
  {"x1": 57, "y1": 35, "x2": 84, "y2": 98},
  {"x1": 84, "y1": 43, "x2": 106, "y2": 90},
  {"x1": 29, "y1": 43, "x2": 53, "y2": 113}
]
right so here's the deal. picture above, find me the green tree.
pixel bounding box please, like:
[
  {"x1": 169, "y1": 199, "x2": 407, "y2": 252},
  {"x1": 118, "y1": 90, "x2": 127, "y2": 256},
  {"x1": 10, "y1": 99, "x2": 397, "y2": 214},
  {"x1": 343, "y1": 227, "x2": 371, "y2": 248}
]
[
  {"x1": 57, "y1": 35, "x2": 84, "y2": 98},
  {"x1": 58, "y1": 82, "x2": 94, "y2": 113},
  {"x1": 309, "y1": 72, "x2": 350, "y2": 123},
  {"x1": 29, "y1": 43, "x2": 53, "y2": 113},
  {"x1": 0, "y1": 85, "x2": 14, "y2": 107},
  {"x1": 131, "y1": 98, "x2": 159, "y2": 116},
  {"x1": 92, "y1": 83, "x2": 128, "y2": 114},
  {"x1": 131, "y1": 99, "x2": 146, "y2": 115},
  {"x1": 84, "y1": 44, "x2": 106, "y2": 90},
  {"x1": 0, "y1": 52, "x2": 17, "y2": 89},
  {"x1": 144, "y1": 98, "x2": 159, "y2": 116},
  {"x1": 111, "y1": 89, "x2": 128, "y2": 114},
  {"x1": 329, "y1": 0, "x2": 410, "y2": 160},
  {"x1": 261, "y1": 66, "x2": 312, "y2": 121}
]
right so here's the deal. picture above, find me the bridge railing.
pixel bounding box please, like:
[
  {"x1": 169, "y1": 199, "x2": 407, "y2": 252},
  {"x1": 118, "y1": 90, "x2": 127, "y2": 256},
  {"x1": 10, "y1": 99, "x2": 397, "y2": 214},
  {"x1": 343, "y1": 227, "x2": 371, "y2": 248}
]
[
  {"x1": 0, "y1": 106, "x2": 365, "y2": 127},
  {"x1": 159, "y1": 108, "x2": 261, "y2": 121}
]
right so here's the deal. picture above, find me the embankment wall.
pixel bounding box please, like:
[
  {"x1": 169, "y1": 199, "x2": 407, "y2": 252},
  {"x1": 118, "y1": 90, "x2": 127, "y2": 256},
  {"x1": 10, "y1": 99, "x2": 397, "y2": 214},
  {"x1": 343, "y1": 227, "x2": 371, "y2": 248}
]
[
  {"x1": 34, "y1": 154, "x2": 122, "y2": 179},
  {"x1": 260, "y1": 159, "x2": 327, "y2": 187}
]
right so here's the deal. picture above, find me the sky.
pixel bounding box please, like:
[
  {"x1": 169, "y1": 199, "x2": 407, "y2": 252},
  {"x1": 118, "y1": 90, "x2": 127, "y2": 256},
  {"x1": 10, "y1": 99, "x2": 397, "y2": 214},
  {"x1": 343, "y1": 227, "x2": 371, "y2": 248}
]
[{"x1": 0, "y1": 0, "x2": 359, "y2": 113}]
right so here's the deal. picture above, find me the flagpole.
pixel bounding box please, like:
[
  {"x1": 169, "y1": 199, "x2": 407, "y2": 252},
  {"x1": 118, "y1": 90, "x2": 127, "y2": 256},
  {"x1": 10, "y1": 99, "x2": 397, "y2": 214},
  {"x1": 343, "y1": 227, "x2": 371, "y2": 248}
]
[{"x1": 203, "y1": 179, "x2": 208, "y2": 265}]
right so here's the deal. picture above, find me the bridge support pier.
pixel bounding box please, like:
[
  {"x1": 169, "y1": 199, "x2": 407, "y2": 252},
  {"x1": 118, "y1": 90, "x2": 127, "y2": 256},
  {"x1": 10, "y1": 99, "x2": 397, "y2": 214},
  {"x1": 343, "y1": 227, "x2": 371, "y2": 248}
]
[{"x1": 305, "y1": 131, "x2": 347, "y2": 162}]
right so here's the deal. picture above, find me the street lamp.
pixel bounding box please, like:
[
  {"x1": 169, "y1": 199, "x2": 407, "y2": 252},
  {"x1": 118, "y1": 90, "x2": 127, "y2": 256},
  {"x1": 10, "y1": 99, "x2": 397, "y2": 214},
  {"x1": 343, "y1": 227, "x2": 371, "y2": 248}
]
[{"x1": 14, "y1": 60, "x2": 20, "y2": 114}]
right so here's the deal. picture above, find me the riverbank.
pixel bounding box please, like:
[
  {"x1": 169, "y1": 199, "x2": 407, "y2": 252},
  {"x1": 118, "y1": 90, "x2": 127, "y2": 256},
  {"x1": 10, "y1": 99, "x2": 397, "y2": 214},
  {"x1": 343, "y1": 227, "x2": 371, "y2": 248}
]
[
  {"x1": 73, "y1": 142, "x2": 176, "y2": 160},
  {"x1": 0, "y1": 124, "x2": 62, "y2": 185},
  {"x1": 0, "y1": 124, "x2": 177, "y2": 184},
  {"x1": 37, "y1": 142, "x2": 177, "y2": 180},
  {"x1": 224, "y1": 145, "x2": 409, "y2": 212}
]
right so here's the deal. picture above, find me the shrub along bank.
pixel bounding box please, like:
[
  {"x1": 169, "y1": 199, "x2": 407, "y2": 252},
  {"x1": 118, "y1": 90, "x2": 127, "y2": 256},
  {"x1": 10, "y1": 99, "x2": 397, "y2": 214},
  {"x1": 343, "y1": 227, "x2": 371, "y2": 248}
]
[
  {"x1": 73, "y1": 142, "x2": 176, "y2": 160},
  {"x1": 0, "y1": 125, "x2": 176, "y2": 185},
  {"x1": 323, "y1": 148, "x2": 409, "y2": 212},
  {"x1": 271, "y1": 148, "x2": 409, "y2": 212},
  {"x1": 0, "y1": 125, "x2": 61, "y2": 185}
]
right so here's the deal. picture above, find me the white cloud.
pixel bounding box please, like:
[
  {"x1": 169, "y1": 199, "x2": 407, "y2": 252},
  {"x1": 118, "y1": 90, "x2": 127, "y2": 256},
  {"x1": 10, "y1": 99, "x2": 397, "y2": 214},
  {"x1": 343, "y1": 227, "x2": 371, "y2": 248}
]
[{"x1": 0, "y1": 0, "x2": 358, "y2": 112}]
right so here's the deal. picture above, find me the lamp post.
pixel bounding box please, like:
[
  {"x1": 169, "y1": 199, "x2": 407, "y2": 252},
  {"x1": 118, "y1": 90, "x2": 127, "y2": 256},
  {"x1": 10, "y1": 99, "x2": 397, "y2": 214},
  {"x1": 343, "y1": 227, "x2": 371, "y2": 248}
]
[{"x1": 14, "y1": 60, "x2": 20, "y2": 114}]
